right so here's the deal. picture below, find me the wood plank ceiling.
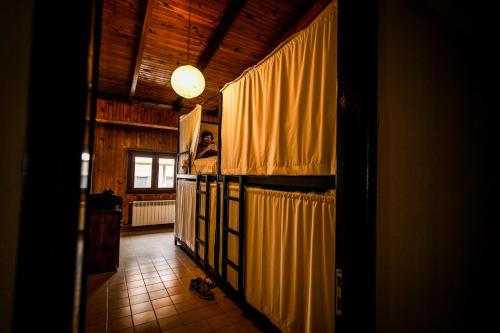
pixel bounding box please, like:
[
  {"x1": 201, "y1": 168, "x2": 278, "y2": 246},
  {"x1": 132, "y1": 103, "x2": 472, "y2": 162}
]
[{"x1": 98, "y1": 0, "x2": 330, "y2": 115}]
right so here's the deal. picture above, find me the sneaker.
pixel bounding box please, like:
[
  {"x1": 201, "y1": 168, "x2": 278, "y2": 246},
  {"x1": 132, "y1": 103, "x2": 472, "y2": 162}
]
[
  {"x1": 190, "y1": 277, "x2": 203, "y2": 287},
  {"x1": 189, "y1": 281, "x2": 214, "y2": 300}
]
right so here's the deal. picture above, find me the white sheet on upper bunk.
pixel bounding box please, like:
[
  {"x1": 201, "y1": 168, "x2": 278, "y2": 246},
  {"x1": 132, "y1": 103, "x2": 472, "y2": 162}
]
[
  {"x1": 192, "y1": 156, "x2": 217, "y2": 175},
  {"x1": 175, "y1": 180, "x2": 196, "y2": 251},
  {"x1": 179, "y1": 104, "x2": 201, "y2": 156},
  {"x1": 220, "y1": 2, "x2": 337, "y2": 176},
  {"x1": 245, "y1": 186, "x2": 336, "y2": 333}
]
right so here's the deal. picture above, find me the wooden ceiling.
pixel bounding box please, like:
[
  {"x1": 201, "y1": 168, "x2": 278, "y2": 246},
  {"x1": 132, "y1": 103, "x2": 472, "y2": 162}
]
[{"x1": 98, "y1": 0, "x2": 331, "y2": 115}]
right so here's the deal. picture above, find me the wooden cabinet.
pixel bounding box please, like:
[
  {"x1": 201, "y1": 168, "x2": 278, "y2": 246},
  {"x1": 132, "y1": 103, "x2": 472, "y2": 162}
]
[{"x1": 88, "y1": 210, "x2": 121, "y2": 273}]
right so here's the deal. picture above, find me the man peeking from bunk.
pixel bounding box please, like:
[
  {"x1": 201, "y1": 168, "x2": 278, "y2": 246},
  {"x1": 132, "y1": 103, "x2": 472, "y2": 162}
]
[{"x1": 196, "y1": 130, "x2": 218, "y2": 159}]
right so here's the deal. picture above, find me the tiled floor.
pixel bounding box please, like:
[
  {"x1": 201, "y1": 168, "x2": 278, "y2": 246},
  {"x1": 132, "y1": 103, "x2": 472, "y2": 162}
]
[{"x1": 85, "y1": 229, "x2": 272, "y2": 333}]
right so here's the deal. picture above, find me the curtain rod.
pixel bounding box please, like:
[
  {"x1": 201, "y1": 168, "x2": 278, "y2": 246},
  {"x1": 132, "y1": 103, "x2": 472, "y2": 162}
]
[{"x1": 201, "y1": 93, "x2": 219, "y2": 106}]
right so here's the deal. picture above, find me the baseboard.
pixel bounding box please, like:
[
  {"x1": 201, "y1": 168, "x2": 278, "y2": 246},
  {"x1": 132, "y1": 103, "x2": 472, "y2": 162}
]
[{"x1": 120, "y1": 223, "x2": 174, "y2": 233}]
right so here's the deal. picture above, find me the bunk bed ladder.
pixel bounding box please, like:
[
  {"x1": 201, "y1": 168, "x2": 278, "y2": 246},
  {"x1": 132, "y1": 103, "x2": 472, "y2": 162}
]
[
  {"x1": 194, "y1": 175, "x2": 210, "y2": 270},
  {"x1": 221, "y1": 176, "x2": 245, "y2": 297}
]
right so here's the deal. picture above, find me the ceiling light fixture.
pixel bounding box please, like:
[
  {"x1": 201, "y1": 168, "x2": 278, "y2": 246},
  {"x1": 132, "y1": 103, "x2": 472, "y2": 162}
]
[{"x1": 170, "y1": 0, "x2": 205, "y2": 99}]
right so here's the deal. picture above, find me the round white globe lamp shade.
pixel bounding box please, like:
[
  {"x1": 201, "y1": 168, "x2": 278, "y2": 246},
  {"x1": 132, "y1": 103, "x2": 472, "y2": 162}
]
[{"x1": 170, "y1": 65, "x2": 205, "y2": 99}]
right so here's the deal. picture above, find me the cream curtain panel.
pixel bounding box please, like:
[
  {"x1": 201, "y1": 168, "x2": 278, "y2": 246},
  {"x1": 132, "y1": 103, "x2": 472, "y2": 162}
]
[
  {"x1": 220, "y1": 2, "x2": 337, "y2": 175},
  {"x1": 174, "y1": 180, "x2": 196, "y2": 251},
  {"x1": 179, "y1": 104, "x2": 202, "y2": 155},
  {"x1": 245, "y1": 187, "x2": 336, "y2": 333}
]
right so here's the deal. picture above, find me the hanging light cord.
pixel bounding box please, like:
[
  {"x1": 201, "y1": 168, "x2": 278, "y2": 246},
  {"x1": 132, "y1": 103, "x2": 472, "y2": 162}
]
[{"x1": 187, "y1": 0, "x2": 191, "y2": 64}]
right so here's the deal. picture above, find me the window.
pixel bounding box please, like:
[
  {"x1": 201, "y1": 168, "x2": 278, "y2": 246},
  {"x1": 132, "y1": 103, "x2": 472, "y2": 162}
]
[{"x1": 127, "y1": 150, "x2": 176, "y2": 193}]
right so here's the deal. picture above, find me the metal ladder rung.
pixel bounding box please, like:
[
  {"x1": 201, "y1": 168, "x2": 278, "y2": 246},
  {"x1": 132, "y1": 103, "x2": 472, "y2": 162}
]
[
  {"x1": 224, "y1": 195, "x2": 240, "y2": 201},
  {"x1": 195, "y1": 238, "x2": 206, "y2": 246},
  {"x1": 196, "y1": 214, "x2": 206, "y2": 220},
  {"x1": 196, "y1": 190, "x2": 207, "y2": 195},
  {"x1": 223, "y1": 227, "x2": 239, "y2": 236},
  {"x1": 224, "y1": 258, "x2": 240, "y2": 271}
]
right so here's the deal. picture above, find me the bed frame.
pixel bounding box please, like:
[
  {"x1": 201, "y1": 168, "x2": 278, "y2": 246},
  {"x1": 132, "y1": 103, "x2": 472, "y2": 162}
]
[{"x1": 174, "y1": 92, "x2": 336, "y2": 316}]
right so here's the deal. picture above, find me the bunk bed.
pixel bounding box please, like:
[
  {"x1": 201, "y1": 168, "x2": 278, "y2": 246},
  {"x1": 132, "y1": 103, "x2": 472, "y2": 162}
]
[
  {"x1": 175, "y1": 104, "x2": 219, "y2": 272},
  {"x1": 175, "y1": 2, "x2": 337, "y2": 332}
]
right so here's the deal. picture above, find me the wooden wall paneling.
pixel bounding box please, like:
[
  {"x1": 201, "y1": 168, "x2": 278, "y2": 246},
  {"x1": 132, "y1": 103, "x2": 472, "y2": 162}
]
[{"x1": 92, "y1": 99, "x2": 179, "y2": 226}]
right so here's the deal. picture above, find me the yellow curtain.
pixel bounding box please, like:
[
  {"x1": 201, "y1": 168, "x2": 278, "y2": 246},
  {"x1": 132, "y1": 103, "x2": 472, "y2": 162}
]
[
  {"x1": 174, "y1": 180, "x2": 196, "y2": 251},
  {"x1": 179, "y1": 104, "x2": 201, "y2": 156},
  {"x1": 220, "y1": 2, "x2": 337, "y2": 175},
  {"x1": 245, "y1": 187, "x2": 336, "y2": 333}
]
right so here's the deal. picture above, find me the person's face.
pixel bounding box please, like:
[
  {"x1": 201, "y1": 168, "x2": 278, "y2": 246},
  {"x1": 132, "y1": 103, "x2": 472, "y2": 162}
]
[{"x1": 202, "y1": 135, "x2": 213, "y2": 145}]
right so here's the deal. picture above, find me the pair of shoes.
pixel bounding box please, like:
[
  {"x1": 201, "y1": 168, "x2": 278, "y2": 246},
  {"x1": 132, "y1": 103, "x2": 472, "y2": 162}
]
[
  {"x1": 190, "y1": 276, "x2": 216, "y2": 289},
  {"x1": 189, "y1": 280, "x2": 214, "y2": 300}
]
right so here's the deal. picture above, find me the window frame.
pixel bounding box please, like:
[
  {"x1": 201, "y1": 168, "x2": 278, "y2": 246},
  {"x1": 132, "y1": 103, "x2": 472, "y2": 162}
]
[{"x1": 126, "y1": 150, "x2": 177, "y2": 194}]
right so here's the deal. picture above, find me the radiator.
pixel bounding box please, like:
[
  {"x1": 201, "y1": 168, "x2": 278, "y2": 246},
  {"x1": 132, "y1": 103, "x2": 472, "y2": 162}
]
[{"x1": 130, "y1": 200, "x2": 175, "y2": 226}]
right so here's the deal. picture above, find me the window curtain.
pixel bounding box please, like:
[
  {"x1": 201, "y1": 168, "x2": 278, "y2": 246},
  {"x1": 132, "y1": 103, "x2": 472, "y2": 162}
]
[
  {"x1": 220, "y1": 2, "x2": 337, "y2": 175},
  {"x1": 175, "y1": 180, "x2": 196, "y2": 251},
  {"x1": 245, "y1": 187, "x2": 336, "y2": 333},
  {"x1": 179, "y1": 104, "x2": 202, "y2": 156}
]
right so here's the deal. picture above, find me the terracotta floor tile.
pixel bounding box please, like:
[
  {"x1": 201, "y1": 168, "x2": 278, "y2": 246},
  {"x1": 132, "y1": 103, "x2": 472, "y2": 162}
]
[
  {"x1": 217, "y1": 299, "x2": 239, "y2": 312},
  {"x1": 167, "y1": 286, "x2": 188, "y2": 296},
  {"x1": 163, "y1": 279, "x2": 182, "y2": 288},
  {"x1": 131, "y1": 301, "x2": 153, "y2": 314},
  {"x1": 151, "y1": 297, "x2": 173, "y2": 309},
  {"x1": 140, "y1": 265, "x2": 156, "y2": 273},
  {"x1": 85, "y1": 322, "x2": 106, "y2": 333},
  {"x1": 142, "y1": 271, "x2": 160, "y2": 278},
  {"x1": 157, "y1": 314, "x2": 184, "y2": 331},
  {"x1": 134, "y1": 320, "x2": 161, "y2": 333},
  {"x1": 108, "y1": 289, "x2": 129, "y2": 299},
  {"x1": 108, "y1": 305, "x2": 132, "y2": 320},
  {"x1": 132, "y1": 310, "x2": 157, "y2": 326},
  {"x1": 169, "y1": 293, "x2": 193, "y2": 304},
  {"x1": 128, "y1": 286, "x2": 148, "y2": 296},
  {"x1": 129, "y1": 293, "x2": 151, "y2": 305},
  {"x1": 157, "y1": 268, "x2": 175, "y2": 276},
  {"x1": 160, "y1": 274, "x2": 178, "y2": 282},
  {"x1": 148, "y1": 289, "x2": 169, "y2": 300},
  {"x1": 144, "y1": 276, "x2": 162, "y2": 285},
  {"x1": 127, "y1": 279, "x2": 146, "y2": 289},
  {"x1": 154, "y1": 304, "x2": 178, "y2": 319},
  {"x1": 85, "y1": 230, "x2": 274, "y2": 333},
  {"x1": 108, "y1": 282, "x2": 127, "y2": 292},
  {"x1": 146, "y1": 282, "x2": 165, "y2": 292},
  {"x1": 86, "y1": 311, "x2": 107, "y2": 326},
  {"x1": 126, "y1": 274, "x2": 143, "y2": 282},
  {"x1": 108, "y1": 296, "x2": 130, "y2": 309},
  {"x1": 206, "y1": 309, "x2": 245, "y2": 330},
  {"x1": 179, "y1": 304, "x2": 224, "y2": 324},
  {"x1": 108, "y1": 316, "x2": 133, "y2": 332},
  {"x1": 125, "y1": 269, "x2": 141, "y2": 276},
  {"x1": 173, "y1": 299, "x2": 205, "y2": 313},
  {"x1": 182, "y1": 319, "x2": 212, "y2": 333}
]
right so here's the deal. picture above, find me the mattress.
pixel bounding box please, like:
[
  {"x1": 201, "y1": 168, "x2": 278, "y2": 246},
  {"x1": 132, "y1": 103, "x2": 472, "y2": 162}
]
[{"x1": 192, "y1": 156, "x2": 217, "y2": 174}]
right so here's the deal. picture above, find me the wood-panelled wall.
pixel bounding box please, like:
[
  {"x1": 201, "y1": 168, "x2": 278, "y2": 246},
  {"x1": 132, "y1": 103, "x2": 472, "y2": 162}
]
[{"x1": 92, "y1": 99, "x2": 179, "y2": 226}]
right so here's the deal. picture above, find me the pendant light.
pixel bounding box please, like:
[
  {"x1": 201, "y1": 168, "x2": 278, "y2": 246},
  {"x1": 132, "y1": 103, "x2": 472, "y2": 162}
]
[{"x1": 171, "y1": 0, "x2": 205, "y2": 99}]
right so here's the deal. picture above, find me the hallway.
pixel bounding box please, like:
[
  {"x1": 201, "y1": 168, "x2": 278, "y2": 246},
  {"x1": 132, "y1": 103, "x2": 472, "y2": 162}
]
[{"x1": 84, "y1": 229, "x2": 271, "y2": 333}]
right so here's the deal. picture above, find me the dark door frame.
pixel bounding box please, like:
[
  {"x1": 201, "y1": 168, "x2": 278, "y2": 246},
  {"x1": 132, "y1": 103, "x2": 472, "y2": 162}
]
[
  {"x1": 336, "y1": 0, "x2": 378, "y2": 332},
  {"x1": 12, "y1": 0, "x2": 95, "y2": 332}
]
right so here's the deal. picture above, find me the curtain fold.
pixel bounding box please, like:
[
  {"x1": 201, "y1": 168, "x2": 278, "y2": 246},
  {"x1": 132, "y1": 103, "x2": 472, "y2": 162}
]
[
  {"x1": 245, "y1": 187, "x2": 336, "y2": 333},
  {"x1": 175, "y1": 180, "x2": 196, "y2": 251},
  {"x1": 179, "y1": 104, "x2": 202, "y2": 156},
  {"x1": 220, "y1": 2, "x2": 337, "y2": 175}
]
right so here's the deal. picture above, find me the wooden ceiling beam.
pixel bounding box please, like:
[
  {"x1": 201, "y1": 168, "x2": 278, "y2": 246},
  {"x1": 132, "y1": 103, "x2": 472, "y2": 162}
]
[
  {"x1": 172, "y1": 0, "x2": 247, "y2": 112},
  {"x1": 129, "y1": 0, "x2": 156, "y2": 102}
]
